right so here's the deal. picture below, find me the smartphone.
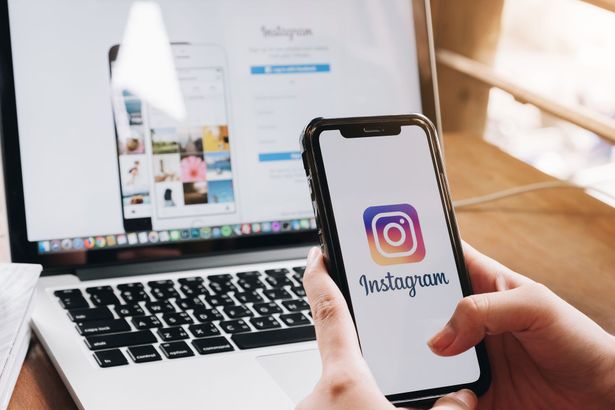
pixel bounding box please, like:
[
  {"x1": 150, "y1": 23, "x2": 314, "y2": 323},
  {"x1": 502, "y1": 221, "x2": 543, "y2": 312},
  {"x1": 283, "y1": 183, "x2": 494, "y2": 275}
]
[
  {"x1": 109, "y1": 44, "x2": 153, "y2": 232},
  {"x1": 301, "y1": 114, "x2": 490, "y2": 406},
  {"x1": 109, "y1": 43, "x2": 235, "y2": 232}
]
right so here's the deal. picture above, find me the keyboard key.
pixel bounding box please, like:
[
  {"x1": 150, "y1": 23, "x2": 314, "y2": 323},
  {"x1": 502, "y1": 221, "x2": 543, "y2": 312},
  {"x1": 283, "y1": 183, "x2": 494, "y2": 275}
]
[
  {"x1": 160, "y1": 341, "x2": 194, "y2": 359},
  {"x1": 117, "y1": 282, "x2": 144, "y2": 292},
  {"x1": 85, "y1": 286, "x2": 114, "y2": 295},
  {"x1": 192, "y1": 307, "x2": 223, "y2": 323},
  {"x1": 127, "y1": 345, "x2": 162, "y2": 363},
  {"x1": 54, "y1": 289, "x2": 82, "y2": 298},
  {"x1": 234, "y1": 291, "x2": 264, "y2": 304},
  {"x1": 209, "y1": 281, "x2": 237, "y2": 294},
  {"x1": 207, "y1": 274, "x2": 232, "y2": 283},
  {"x1": 85, "y1": 330, "x2": 157, "y2": 350},
  {"x1": 162, "y1": 312, "x2": 193, "y2": 326},
  {"x1": 57, "y1": 296, "x2": 89, "y2": 310},
  {"x1": 148, "y1": 279, "x2": 174, "y2": 288},
  {"x1": 249, "y1": 316, "x2": 281, "y2": 330},
  {"x1": 223, "y1": 305, "x2": 253, "y2": 319},
  {"x1": 281, "y1": 299, "x2": 310, "y2": 312},
  {"x1": 90, "y1": 293, "x2": 121, "y2": 307},
  {"x1": 265, "y1": 276, "x2": 293, "y2": 288},
  {"x1": 115, "y1": 304, "x2": 145, "y2": 317},
  {"x1": 231, "y1": 326, "x2": 315, "y2": 350},
  {"x1": 280, "y1": 313, "x2": 311, "y2": 327},
  {"x1": 180, "y1": 284, "x2": 209, "y2": 297},
  {"x1": 76, "y1": 318, "x2": 131, "y2": 336},
  {"x1": 265, "y1": 268, "x2": 289, "y2": 277},
  {"x1": 252, "y1": 302, "x2": 283, "y2": 316},
  {"x1": 145, "y1": 300, "x2": 176, "y2": 314},
  {"x1": 132, "y1": 315, "x2": 162, "y2": 330},
  {"x1": 151, "y1": 287, "x2": 180, "y2": 300},
  {"x1": 236, "y1": 271, "x2": 261, "y2": 280},
  {"x1": 237, "y1": 278, "x2": 265, "y2": 292},
  {"x1": 157, "y1": 326, "x2": 189, "y2": 341},
  {"x1": 263, "y1": 288, "x2": 292, "y2": 301},
  {"x1": 175, "y1": 297, "x2": 204, "y2": 310},
  {"x1": 292, "y1": 266, "x2": 306, "y2": 275},
  {"x1": 291, "y1": 287, "x2": 306, "y2": 298},
  {"x1": 93, "y1": 349, "x2": 128, "y2": 368},
  {"x1": 192, "y1": 336, "x2": 234, "y2": 355},
  {"x1": 292, "y1": 273, "x2": 303, "y2": 284},
  {"x1": 188, "y1": 323, "x2": 220, "y2": 338},
  {"x1": 219, "y1": 319, "x2": 250, "y2": 334},
  {"x1": 67, "y1": 307, "x2": 113, "y2": 322},
  {"x1": 205, "y1": 294, "x2": 234, "y2": 307},
  {"x1": 178, "y1": 276, "x2": 204, "y2": 287},
  {"x1": 120, "y1": 290, "x2": 150, "y2": 303}
]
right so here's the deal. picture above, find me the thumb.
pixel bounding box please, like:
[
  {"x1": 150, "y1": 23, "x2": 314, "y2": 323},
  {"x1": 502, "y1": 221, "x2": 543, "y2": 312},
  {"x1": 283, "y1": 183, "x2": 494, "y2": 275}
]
[
  {"x1": 430, "y1": 389, "x2": 477, "y2": 410},
  {"x1": 303, "y1": 247, "x2": 362, "y2": 367},
  {"x1": 428, "y1": 283, "x2": 556, "y2": 356}
]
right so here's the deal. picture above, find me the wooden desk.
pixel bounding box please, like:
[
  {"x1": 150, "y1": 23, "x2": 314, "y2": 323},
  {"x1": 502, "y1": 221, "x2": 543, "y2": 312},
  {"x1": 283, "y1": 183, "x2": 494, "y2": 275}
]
[{"x1": 8, "y1": 134, "x2": 615, "y2": 409}]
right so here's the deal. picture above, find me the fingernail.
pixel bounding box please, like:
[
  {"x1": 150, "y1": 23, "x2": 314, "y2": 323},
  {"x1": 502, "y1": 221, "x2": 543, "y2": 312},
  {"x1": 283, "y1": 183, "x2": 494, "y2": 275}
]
[
  {"x1": 306, "y1": 247, "x2": 318, "y2": 266},
  {"x1": 450, "y1": 389, "x2": 477, "y2": 408},
  {"x1": 427, "y1": 323, "x2": 456, "y2": 352}
]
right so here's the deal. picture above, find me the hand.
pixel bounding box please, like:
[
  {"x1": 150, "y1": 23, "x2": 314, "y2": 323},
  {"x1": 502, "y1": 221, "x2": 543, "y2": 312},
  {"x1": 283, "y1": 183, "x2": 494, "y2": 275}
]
[
  {"x1": 427, "y1": 242, "x2": 615, "y2": 409},
  {"x1": 298, "y1": 247, "x2": 479, "y2": 410}
]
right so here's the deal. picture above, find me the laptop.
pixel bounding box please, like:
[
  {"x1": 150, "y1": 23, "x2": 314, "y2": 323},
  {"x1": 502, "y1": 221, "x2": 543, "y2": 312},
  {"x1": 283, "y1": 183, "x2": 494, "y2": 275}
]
[{"x1": 0, "y1": 1, "x2": 440, "y2": 408}]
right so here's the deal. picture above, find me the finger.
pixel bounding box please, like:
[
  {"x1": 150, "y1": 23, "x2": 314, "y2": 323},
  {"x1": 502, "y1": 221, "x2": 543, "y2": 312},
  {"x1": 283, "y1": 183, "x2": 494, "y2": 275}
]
[
  {"x1": 303, "y1": 247, "x2": 362, "y2": 366},
  {"x1": 428, "y1": 283, "x2": 556, "y2": 356},
  {"x1": 462, "y1": 241, "x2": 533, "y2": 294},
  {"x1": 431, "y1": 389, "x2": 477, "y2": 410}
]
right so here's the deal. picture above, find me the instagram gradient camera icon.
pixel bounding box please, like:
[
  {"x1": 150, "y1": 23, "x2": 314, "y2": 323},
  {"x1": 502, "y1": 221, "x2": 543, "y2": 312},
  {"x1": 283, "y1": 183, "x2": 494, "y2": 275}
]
[{"x1": 363, "y1": 204, "x2": 426, "y2": 265}]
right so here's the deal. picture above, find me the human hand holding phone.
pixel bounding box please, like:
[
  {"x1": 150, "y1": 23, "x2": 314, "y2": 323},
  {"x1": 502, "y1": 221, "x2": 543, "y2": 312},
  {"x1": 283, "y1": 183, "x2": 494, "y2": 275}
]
[
  {"x1": 430, "y1": 242, "x2": 615, "y2": 409},
  {"x1": 298, "y1": 246, "x2": 479, "y2": 410},
  {"x1": 299, "y1": 245, "x2": 615, "y2": 410}
]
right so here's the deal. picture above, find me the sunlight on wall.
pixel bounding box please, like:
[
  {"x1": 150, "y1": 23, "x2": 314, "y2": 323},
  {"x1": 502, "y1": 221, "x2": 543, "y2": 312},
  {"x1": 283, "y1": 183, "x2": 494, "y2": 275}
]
[{"x1": 485, "y1": 0, "x2": 615, "y2": 206}]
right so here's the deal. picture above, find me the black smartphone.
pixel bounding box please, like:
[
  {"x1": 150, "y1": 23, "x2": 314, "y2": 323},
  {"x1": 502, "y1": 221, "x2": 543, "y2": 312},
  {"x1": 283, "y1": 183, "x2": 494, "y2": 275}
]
[
  {"x1": 301, "y1": 114, "x2": 490, "y2": 407},
  {"x1": 109, "y1": 44, "x2": 153, "y2": 232}
]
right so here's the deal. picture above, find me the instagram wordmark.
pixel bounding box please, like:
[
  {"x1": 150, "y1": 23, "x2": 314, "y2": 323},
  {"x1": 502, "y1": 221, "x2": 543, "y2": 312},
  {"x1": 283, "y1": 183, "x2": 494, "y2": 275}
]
[
  {"x1": 359, "y1": 272, "x2": 450, "y2": 298},
  {"x1": 363, "y1": 204, "x2": 426, "y2": 265}
]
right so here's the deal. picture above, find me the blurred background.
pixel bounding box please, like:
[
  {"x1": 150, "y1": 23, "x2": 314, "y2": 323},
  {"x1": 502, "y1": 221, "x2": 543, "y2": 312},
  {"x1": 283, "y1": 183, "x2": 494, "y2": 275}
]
[{"x1": 432, "y1": 0, "x2": 615, "y2": 206}]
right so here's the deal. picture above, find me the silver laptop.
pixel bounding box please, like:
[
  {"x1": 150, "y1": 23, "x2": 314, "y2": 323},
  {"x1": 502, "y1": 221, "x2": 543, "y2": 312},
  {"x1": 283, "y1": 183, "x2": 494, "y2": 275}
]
[{"x1": 0, "y1": 1, "x2": 439, "y2": 408}]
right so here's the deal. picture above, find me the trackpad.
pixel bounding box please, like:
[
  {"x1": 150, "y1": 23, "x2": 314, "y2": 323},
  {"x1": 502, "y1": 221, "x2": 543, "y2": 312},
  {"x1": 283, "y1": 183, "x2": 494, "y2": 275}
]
[{"x1": 258, "y1": 349, "x2": 321, "y2": 404}]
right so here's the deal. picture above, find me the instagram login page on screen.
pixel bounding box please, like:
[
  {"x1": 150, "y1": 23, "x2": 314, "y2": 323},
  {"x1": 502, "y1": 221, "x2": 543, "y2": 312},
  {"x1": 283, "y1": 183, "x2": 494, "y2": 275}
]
[
  {"x1": 320, "y1": 127, "x2": 480, "y2": 396},
  {"x1": 8, "y1": 0, "x2": 422, "y2": 242}
]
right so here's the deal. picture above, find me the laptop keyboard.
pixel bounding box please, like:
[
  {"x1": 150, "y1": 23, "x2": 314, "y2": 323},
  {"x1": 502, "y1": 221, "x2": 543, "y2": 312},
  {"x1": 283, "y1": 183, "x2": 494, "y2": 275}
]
[{"x1": 53, "y1": 266, "x2": 315, "y2": 368}]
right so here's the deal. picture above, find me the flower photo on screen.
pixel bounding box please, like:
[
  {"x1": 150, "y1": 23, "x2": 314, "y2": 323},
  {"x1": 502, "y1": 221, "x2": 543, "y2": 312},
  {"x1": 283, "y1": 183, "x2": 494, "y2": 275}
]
[{"x1": 180, "y1": 155, "x2": 206, "y2": 182}]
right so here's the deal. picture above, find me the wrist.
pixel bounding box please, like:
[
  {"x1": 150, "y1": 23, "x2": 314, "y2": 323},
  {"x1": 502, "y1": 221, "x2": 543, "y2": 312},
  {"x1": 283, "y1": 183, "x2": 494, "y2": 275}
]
[{"x1": 596, "y1": 334, "x2": 615, "y2": 404}]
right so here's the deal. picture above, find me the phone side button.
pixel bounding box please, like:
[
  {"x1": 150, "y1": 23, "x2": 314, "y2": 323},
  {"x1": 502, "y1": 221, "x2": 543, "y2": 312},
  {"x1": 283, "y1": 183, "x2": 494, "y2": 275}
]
[
  {"x1": 307, "y1": 176, "x2": 315, "y2": 201},
  {"x1": 438, "y1": 173, "x2": 453, "y2": 212},
  {"x1": 302, "y1": 152, "x2": 309, "y2": 174}
]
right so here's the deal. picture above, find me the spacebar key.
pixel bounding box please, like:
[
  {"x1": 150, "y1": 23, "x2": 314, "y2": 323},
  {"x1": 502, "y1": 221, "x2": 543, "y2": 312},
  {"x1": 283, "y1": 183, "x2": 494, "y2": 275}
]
[
  {"x1": 232, "y1": 326, "x2": 315, "y2": 349},
  {"x1": 85, "y1": 330, "x2": 157, "y2": 351}
]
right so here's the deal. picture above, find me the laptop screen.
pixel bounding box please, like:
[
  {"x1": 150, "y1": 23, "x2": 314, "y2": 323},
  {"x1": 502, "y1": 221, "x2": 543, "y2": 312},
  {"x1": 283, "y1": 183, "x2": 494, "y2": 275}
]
[{"x1": 3, "y1": 0, "x2": 434, "y2": 267}]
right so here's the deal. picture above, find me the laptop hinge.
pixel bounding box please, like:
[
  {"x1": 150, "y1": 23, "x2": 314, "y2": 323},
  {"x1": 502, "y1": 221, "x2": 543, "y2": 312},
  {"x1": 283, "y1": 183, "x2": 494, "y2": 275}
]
[{"x1": 74, "y1": 245, "x2": 314, "y2": 281}]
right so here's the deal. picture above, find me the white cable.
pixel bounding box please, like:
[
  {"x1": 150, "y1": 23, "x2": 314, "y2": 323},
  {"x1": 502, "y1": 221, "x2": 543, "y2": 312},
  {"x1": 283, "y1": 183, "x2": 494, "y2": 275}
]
[{"x1": 452, "y1": 180, "x2": 615, "y2": 208}]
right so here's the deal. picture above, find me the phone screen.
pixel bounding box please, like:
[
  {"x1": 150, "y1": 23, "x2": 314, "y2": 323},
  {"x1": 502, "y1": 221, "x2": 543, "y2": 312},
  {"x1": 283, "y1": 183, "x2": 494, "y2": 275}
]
[
  {"x1": 111, "y1": 80, "x2": 152, "y2": 223},
  {"x1": 319, "y1": 125, "x2": 480, "y2": 396}
]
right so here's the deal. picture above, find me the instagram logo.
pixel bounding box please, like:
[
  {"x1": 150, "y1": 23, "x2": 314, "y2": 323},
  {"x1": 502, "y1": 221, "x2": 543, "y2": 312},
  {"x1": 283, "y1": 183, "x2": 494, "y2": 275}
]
[{"x1": 363, "y1": 204, "x2": 426, "y2": 265}]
